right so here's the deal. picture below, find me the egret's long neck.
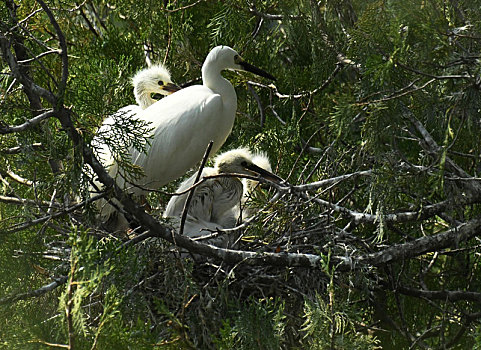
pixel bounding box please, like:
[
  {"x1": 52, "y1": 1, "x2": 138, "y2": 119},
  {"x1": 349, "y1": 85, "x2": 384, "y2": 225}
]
[
  {"x1": 202, "y1": 64, "x2": 237, "y2": 112},
  {"x1": 134, "y1": 85, "x2": 156, "y2": 110}
]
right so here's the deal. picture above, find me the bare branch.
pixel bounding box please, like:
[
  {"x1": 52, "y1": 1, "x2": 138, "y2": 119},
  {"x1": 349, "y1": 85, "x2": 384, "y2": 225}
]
[
  {"x1": 0, "y1": 109, "x2": 55, "y2": 134},
  {"x1": 0, "y1": 194, "x2": 55, "y2": 207},
  {"x1": 0, "y1": 276, "x2": 67, "y2": 305},
  {"x1": 3, "y1": 193, "x2": 106, "y2": 234},
  {"x1": 292, "y1": 170, "x2": 373, "y2": 191},
  {"x1": 1, "y1": 142, "x2": 43, "y2": 154},
  {"x1": 358, "y1": 217, "x2": 481, "y2": 266},
  {"x1": 179, "y1": 141, "x2": 213, "y2": 236},
  {"x1": 0, "y1": 35, "x2": 56, "y2": 105},
  {"x1": 36, "y1": 0, "x2": 69, "y2": 104},
  {"x1": 247, "y1": 63, "x2": 342, "y2": 100},
  {"x1": 410, "y1": 116, "x2": 481, "y2": 195},
  {"x1": 162, "y1": 0, "x2": 204, "y2": 13},
  {"x1": 397, "y1": 286, "x2": 481, "y2": 303}
]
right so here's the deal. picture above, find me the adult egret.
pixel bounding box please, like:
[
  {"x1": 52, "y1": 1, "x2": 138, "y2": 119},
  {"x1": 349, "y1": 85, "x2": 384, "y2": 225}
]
[
  {"x1": 92, "y1": 64, "x2": 180, "y2": 231},
  {"x1": 163, "y1": 148, "x2": 281, "y2": 238},
  {"x1": 115, "y1": 46, "x2": 276, "y2": 196}
]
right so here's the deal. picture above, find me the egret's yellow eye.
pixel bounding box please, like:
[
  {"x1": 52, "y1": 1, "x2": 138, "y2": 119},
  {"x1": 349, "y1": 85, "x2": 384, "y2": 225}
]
[{"x1": 158, "y1": 80, "x2": 164, "y2": 86}]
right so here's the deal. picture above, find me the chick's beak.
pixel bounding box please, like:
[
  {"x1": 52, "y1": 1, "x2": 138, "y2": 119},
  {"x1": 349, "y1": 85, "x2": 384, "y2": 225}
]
[
  {"x1": 244, "y1": 163, "x2": 283, "y2": 183},
  {"x1": 162, "y1": 82, "x2": 182, "y2": 94}
]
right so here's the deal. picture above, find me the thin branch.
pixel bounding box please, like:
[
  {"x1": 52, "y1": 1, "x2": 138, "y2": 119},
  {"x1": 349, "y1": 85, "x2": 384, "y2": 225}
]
[
  {"x1": 247, "y1": 6, "x2": 303, "y2": 20},
  {"x1": 1, "y1": 142, "x2": 43, "y2": 154},
  {"x1": 0, "y1": 194, "x2": 56, "y2": 207},
  {"x1": 293, "y1": 169, "x2": 373, "y2": 191},
  {"x1": 0, "y1": 109, "x2": 55, "y2": 134},
  {"x1": 65, "y1": 255, "x2": 76, "y2": 349},
  {"x1": 179, "y1": 141, "x2": 213, "y2": 236},
  {"x1": 162, "y1": 0, "x2": 204, "y2": 13},
  {"x1": 410, "y1": 116, "x2": 481, "y2": 195},
  {"x1": 247, "y1": 82, "x2": 265, "y2": 127},
  {"x1": 357, "y1": 79, "x2": 436, "y2": 106},
  {"x1": 3, "y1": 193, "x2": 106, "y2": 234},
  {"x1": 358, "y1": 217, "x2": 481, "y2": 267},
  {"x1": 0, "y1": 35, "x2": 56, "y2": 105},
  {"x1": 0, "y1": 276, "x2": 67, "y2": 305},
  {"x1": 247, "y1": 62, "x2": 342, "y2": 100},
  {"x1": 397, "y1": 286, "x2": 481, "y2": 302},
  {"x1": 36, "y1": 0, "x2": 69, "y2": 104},
  {"x1": 17, "y1": 49, "x2": 61, "y2": 64},
  {"x1": 396, "y1": 60, "x2": 473, "y2": 80}
]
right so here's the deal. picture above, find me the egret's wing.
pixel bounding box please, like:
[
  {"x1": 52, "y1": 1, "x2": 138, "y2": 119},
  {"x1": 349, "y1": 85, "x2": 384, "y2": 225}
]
[
  {"x1": 90, "y1": 105, "x2": 140, "y2": 223},
  {"x1": 163, "y1": 167, "x2": 217, "y2": 219},
  {"x1": 188, "y1": 184, "x2": 215, "y2": 221},
  {"x1": 211, "y1": 178, "x2": 243, "y2": 228},
  {"x1": 92, "y1": 105, "x2": 140, "y2": 168},
  {"x1": 129, "y1": 85, "x2": 234, "y2": 191}
]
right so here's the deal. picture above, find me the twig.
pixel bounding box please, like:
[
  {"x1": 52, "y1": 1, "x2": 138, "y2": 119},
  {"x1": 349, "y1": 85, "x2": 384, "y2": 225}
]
[
  {"x1": 4, "y1": 193, "x2": 106, "y2": 234},
  {"x1": 0, "y1": 194, "x2": 56, "y2": 207},
  {"x1": 357, "y1": 79, "x2": 436, "y2": 106},
  {"x1": 162, "y1": 0, "x2": 204, "y2": 13},
  {"x1": 247, "y1": 63, "x2": 342, "y2": 100},
  {"x1": 36, "y1": 0, "x2": 69, "y2": 104},
  {"x1": 247, "y1": 6, "x2": 303, "y2": 20},
  {"x1": 179, "y1": 141, "x2": 213, "y2": 236},
  {"x1": 65, "y1": 255, "x2": 77, "y2": 349},
  {"x1": 1, "y1": 142, "x2": 43, "y2": 154},
  {"x1": 247, "y1": 82, "x2": 265, "y2": 127},
  {"x1": 397, "y1": 285, "x2": 481, "y2": 302}
]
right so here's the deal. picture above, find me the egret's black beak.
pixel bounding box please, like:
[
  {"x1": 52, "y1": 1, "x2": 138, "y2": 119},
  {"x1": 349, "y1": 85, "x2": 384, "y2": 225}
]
[
  {"x1": 244, "y1": 162, "x2": 283, "y2": 183},
  {"x1": 162, "y1": 82, "x2": 182, "y2": 94},
  {"x1": 239, "y1": 61, "x2": 276, "y2": 81}
]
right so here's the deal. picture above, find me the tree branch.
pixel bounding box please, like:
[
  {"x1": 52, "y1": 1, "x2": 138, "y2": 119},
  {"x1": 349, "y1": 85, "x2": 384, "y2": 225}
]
[
  {"x1": 0, "y1": 110, "x2": 55, "y2": 134},
  {"x1": 397, "y1": 285, "x2": 481, "y2": 303},
  {"x1": 0, "y1": 276, "x2": 67, "y2": 305}
]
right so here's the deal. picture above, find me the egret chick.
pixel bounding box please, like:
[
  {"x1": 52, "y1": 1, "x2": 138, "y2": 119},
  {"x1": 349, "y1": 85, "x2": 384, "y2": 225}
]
[
  {"x1": 131, "y1": 64, "x2": 181, "y2": 109},
  {"x1": 237, "y1": 152, "x2": 274, "y2": 220},
  {"x1": 163, "y1": 148, "x2": 281, "y2": 234}
]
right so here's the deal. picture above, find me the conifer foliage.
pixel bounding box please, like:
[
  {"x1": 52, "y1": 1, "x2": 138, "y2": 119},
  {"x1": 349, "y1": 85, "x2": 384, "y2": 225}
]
[{"x1": 1, "y1": 0, "x2": 481, "y2": 348}]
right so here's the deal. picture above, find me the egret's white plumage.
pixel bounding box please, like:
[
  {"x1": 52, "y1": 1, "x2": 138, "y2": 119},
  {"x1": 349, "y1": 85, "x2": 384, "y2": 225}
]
[
  {"x1": 163, "y1": 148, "x2": 280, "y2": 239},
  {"x1": 94, "y1": 63, "x2": 180, "y2": 169},
  {"x1": 92, "y1": 64, "x2": 180, "y2": 230},
  {"x1": 114, "y1": 46, "x2": 275, "y2": 196}
]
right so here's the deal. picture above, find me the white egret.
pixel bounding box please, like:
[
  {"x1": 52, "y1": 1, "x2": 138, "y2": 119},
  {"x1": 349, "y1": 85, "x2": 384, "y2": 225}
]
[
  {"x1": 163, "y1": 148, "x2": 281, "y2": 239},
  {"x1": 114, "y1": 45, "x2": 276, "y2": 197},
  {"x1": 92, "y1": 63, "x2": 180, "y2": 231}
]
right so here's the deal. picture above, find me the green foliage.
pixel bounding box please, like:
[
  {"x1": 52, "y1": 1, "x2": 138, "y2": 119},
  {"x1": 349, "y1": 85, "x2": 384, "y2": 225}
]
[
  {"x1": 215, "y1": 298, "x2": 286, "y2": 350},
  {"x1": 2, "y1": 0, "x2": 481, "y2": 348},
  {"x1": 302, "y1": 292, "x2": 380, "y2": 349}
]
